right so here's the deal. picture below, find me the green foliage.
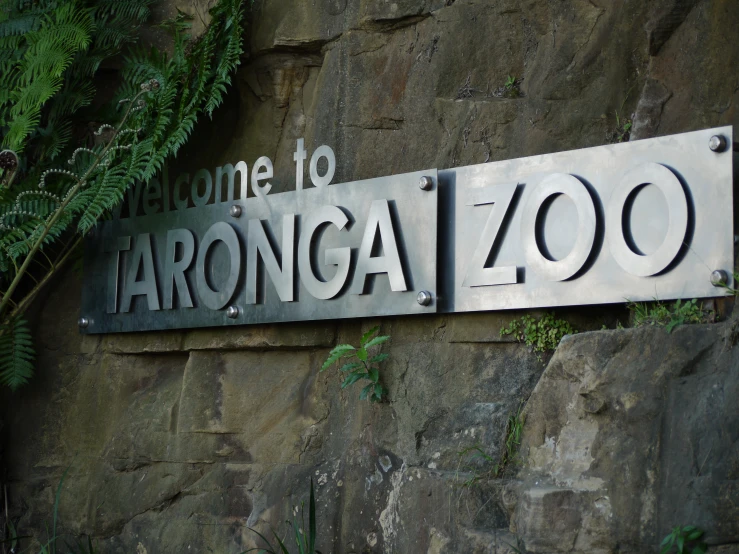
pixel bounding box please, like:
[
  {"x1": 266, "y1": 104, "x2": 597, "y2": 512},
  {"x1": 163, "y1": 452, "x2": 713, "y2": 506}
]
[
  {"x1": 0, "y1": 316, "x2": 34, "y2": 390},
  {"x1": 500, "y1": 312, "x2": 576, "y2": 360},
  {"x1": 505, "y1": 403, "x2": 525, "y2": 462},
  {"x1": 628, "y1": 298, "x2": 710, "y2": 333},
  {"x1": 0, "y1": 0, "x2": 247, "y2": 391},
  {"x1": 457, "y1": 403, "x2": 526, "y2": 485},
  {"x1": 612, "y1": 109, "x2": 632, "y2": 143},
  {"x1": 714, "y1": 270, "x2": 739, "y2": 296},
  {"x1": 247, "y1": 479, "x2": 322, "y2": 554},
  {"x1": 0, "y1": 0, "x2": 154, "y2": 158},
  {"x1": 502, "y1": 74, "x2": 522, "y2": 98},
  {"x1": 456, "y1": 445, "x2": 495, "y2": 487},
  {"x1": 610, "y1": 87, "x2": 633, "y2": 143},
  {"x1": 321, "y1": 326, "x2": 389, "y2": 403},
  {"x1": 660, "y1": 525, "x2": 707, "y2": 554}
]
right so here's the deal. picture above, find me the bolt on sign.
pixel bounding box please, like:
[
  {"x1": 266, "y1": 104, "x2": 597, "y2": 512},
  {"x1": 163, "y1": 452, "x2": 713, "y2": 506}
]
[{"x1": 79, "y1": 127, "x2": 734, "y2": 333}]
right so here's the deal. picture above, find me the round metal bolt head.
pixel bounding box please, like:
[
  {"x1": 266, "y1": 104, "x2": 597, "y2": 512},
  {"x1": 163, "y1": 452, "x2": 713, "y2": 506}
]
[
  {"x1": 226, "y1": 306, "x2": 240, "y2": 319},
  {"x1": 78, "y1": 317, "x2": 90, "y2": 329},
  {"x1": 417, "y1": 290, "x2": 433, "y2": 306},
  {"x1": 419, "y1": 176, "x2": 434, "y2": 191},
  {"x1": 710, "y1": 269, "x2": 729, "y2": 287},
  {"x1": 708, "y1": 135, "x2": 727, "y2": 152},
  {"x1": 229, "y1": 205, "x2": 242, "y2": 218}
]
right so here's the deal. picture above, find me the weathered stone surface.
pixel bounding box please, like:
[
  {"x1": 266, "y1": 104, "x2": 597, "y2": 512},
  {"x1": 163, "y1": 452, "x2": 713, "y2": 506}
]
[
  {"x1": 632, "y1": 1, "x2": 739, "y2": 139},
  {"x1": 512, "y1": 323, "x2": 739, "y2": 553},
  {"x1": 182, "y1": 322, "x2": 337, "y2": 351},
  {"x1": 139, "y1": 0, "x2": 217, "y2": 54}
]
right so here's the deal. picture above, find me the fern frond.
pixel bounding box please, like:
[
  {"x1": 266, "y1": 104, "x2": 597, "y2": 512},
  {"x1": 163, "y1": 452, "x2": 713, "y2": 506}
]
[
  {"x1": 30, "y1": 4, "x2": 95, "y2": 55},
  {"x1": 2, "y1": 111, "x2": 41, "y2": 151},
  {"x1": 10, "y1": 75, "x2": 62, "y2": 116},
  {"x1": 0, "y1": 317, "x2": 35, "y2": 390},
  {"x1": 94, "y1": 0, "x2": 153, "y2": 22},
  {"x1": 0, "y1": 0, "x2": 246, "y2": 392}
]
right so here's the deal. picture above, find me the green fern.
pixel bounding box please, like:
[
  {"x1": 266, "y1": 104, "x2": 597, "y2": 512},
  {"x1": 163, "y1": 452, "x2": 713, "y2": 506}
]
[
  {"x1": 0, "y1": 317, "x2": 35, "y2": 390},
  {"x1": 0, "y1": 0, "x2": 247, "y2": 391}
]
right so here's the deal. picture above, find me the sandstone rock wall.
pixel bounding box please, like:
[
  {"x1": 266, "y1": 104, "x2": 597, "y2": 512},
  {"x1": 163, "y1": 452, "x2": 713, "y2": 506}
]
[{"x1": 2, "y1": 0, "x2": 739, "y2": 553}]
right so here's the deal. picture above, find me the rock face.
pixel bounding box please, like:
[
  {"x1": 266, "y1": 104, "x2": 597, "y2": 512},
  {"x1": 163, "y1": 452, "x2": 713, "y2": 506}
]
[
  {"x1": 513, "y1": 324, "x2": 739, "y2": 553},
  {"x1": 3, "y1": 271, "x2": 551, "y2": 553},
  {"x1": 1, "y1": 0, "x2": 739, "y2": 553}
]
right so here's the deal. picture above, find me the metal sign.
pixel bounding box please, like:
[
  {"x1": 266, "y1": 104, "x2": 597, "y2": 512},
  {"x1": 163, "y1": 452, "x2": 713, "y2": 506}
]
[
  {"x1": 444, "y1": 126, "x2": 734, "y2": 313},
  {"x1": 80, "y1": 127, "x2": 734, "y2": 334},
  {"x1": 81, "y1": 170, "x2": 438, "y2": 333}
]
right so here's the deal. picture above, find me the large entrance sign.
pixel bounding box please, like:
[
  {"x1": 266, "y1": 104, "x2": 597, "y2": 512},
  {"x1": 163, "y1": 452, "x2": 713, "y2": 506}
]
[{"x1": 80, "y1": 127, "x2": 734, "y2": 333}]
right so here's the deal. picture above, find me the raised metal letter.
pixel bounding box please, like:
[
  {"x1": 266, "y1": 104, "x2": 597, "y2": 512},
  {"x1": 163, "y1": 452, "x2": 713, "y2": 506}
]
[
  {"x1": 174, "y1": 173, "x2": 189, "y2": 211},
  {"x1": 309, "y1": 145, "x2": 336, "y2": 188},
  {"x1": 125, "y1": 180, "x2": 143, "y2": 218},
  {"x1": 606, "y1": 163, "x2": 688, "y2": 277},
  {"x1": 350, "y1": 199, "x2": 407, "y2": 294},
  {"x1": 163, "y1": 228, "x2": 195, "y2": 309},
  {"x1": 251, "y1": 156, "x2": 273, "y2": 198},
  {"x1": 245, "y1": 215, "x2": 295, "y2": 303},
  {"x1": 463, "y1": 182, "x2": 518, "y2": 287},
  {"x1": 298, "y1": 205, "x2": 351, "y2": 300},
  {"x1": 121, "y1": 233, "x2": 160, "y2": 312},
  {"x1": 143, "y1": 178, "x2": 162, "y2": 216},
  {"x1": 294, "y1": 138, "x2": 307, "y2": 191},
  {"x1": 520, "y1": 173, "x2": 597, "y2": 281},
  {"x1": 195, "y1": 222, "x2": 240, "y2": 310},
  {"x1": 106, "y1": 236, "x2": 131, "y2": 313},
  {"x1": 192, "y1": 168, "x2": 212, "y2": 208},
  {"x1": 215, "y1": 162, "x2": 248, "y2": 203}
]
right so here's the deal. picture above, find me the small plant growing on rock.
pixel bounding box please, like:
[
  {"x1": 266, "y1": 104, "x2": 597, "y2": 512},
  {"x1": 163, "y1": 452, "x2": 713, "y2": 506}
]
[
  {"x1": 504, "y1": 403, "x2": 525, "y2": 465},
  {"x1": 609, "y1": 88, "x2": 634, "y2": 143},
  {"x1": 247, "y1": 479, "x2": 321, "y2": 554},
  {"x1": 457, "y1": 402, "x2": 526, "y2": 485},
  {"x1": 500, "y1": 313, "x2": 576, "y2": 360},
  {"x1": 660, "y1": 525, "x2": 707, "y2": 554},
  {"x1": 628, "y1": 298, "x2": 712, "y2": 333},
  {"x1": 612, "y1": 110, "x2": 633, "y2": 143},
  {"x1": 488, "y1": 75, "x2": 523, "y2": 99},
  {"x1": 321, "y1": 326, "x2": 389, "y2": 403}
]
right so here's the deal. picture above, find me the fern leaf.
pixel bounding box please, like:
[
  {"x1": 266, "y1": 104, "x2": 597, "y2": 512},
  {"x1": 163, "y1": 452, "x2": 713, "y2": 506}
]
[
  {"x1": 2, "y1": 111, "x2": 41, "y2": 151},
  {"x1": 0, "y1": 317, "x2": 35, "y2": 390}
]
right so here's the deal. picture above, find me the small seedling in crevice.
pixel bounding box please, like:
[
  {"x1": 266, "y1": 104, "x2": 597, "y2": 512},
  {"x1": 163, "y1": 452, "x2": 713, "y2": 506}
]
[
  {"x1": 321, "y1": 326, "x2": 389, "y2": 402},
  {"x1": 456, "y1": 445, "x2": 496, "y2": 487},
  {"x1": 490, "y1": 75, "x2": 524, "y2": 99},
  {"x1": 612, "y1": 110, "x2": 633, "y2": 143},
  {"x1": 609, "y1": 88, "x2": 634, "y2": 143},
  {"x1": 659, "y1": 525, "x2": 707, "y2": 554},
  {"x1": 456, "y1": 403, "x2": 526, "y2": 486},
  {"x1": 504, "y1": 403, "x2": 525, "y2": 466},
  {"x1": 247, "y1": 479, "x2": 322, "y2": 554}
]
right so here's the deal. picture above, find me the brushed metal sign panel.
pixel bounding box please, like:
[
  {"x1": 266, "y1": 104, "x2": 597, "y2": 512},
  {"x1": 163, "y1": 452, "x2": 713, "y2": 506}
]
[
  {"x1": 80, "y1": 170, "x2": 438, "y2": 333},
  {"x1": 447, "y1": 126, "x2": 734, "y2": 313}
]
